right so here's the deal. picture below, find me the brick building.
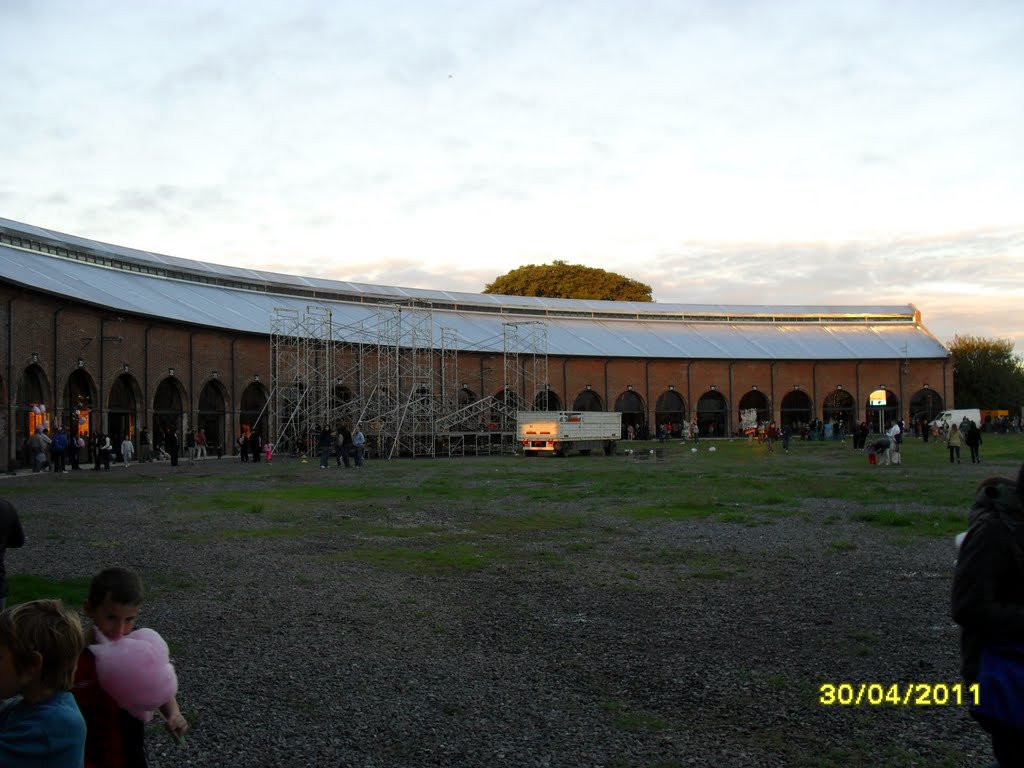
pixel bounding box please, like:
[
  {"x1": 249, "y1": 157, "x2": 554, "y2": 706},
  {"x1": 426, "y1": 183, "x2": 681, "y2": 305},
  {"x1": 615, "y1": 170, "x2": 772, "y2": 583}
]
[{"x1": 0, "y1": 217, "x2": 951, "y2": 468}]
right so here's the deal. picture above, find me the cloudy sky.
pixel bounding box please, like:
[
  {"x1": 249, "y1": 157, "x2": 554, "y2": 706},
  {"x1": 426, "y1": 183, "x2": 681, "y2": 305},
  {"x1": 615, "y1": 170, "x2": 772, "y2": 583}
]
[{"x1": 2, "y1": 1, "x2": 1022, "y2": 350}]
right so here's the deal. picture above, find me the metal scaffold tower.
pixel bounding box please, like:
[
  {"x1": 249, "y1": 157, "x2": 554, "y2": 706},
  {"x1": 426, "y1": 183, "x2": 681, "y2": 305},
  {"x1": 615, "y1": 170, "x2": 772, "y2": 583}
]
[
  {"x1": 271, "y1": 303, "x2": 479, "y2": 459},
  {"x1": 270, "y1": 307, "x2": 338, "y2": 456},
  {"x1": 502, "y1": 321, "x2": 549, "y2": 423}
]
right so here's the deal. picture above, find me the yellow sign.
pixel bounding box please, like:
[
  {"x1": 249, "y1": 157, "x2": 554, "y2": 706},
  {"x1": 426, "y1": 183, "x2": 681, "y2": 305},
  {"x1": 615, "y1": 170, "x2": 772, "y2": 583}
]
[{"x1": 869, "y1": 389, "x2": 887, "y2": 406}]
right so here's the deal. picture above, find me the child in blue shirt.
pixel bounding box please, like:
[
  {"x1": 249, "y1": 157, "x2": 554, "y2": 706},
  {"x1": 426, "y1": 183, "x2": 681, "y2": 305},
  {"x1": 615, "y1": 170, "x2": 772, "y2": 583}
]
[{"x1": 0, "y1": 599, "x2": 87, "y2": 767}]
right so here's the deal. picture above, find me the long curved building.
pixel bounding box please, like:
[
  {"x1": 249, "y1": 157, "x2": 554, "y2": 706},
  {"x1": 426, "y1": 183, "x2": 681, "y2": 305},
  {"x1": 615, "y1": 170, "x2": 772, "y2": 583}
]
[{"x1": 0, "y1": 216, "x2": 951, "y2": 467}]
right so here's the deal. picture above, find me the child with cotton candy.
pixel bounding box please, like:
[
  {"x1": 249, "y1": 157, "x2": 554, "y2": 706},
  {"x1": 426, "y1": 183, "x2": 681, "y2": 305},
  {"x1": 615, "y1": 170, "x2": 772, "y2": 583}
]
[{"x1": 72, "y1": 567, "x2": 187, "y2": 767}]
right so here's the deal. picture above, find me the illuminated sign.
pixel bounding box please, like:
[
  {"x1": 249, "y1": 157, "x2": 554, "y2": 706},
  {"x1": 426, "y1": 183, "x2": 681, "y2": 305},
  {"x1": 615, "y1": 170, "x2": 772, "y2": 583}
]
[{"x1": 869, "y1": 389, "x2": 888, "y2": 406}]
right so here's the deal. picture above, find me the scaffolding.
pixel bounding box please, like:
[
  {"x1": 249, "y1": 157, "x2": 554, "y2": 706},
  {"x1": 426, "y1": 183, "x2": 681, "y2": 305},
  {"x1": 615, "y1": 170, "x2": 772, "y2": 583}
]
[{"x1": 271, "y1": 303, "x2": 544, "y2": 459}]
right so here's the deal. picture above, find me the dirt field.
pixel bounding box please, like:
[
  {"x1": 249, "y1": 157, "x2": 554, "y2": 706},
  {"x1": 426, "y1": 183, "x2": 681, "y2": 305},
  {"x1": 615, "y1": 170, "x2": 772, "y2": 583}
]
[{"x1": 4, "y1": 436, "x2": 1020, "y2": 767}]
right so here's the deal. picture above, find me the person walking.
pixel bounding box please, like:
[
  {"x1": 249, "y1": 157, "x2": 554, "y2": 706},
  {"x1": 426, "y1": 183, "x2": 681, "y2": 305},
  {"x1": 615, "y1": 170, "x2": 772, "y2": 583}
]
[
  {"x1": 965, "y1": 421, "x2": 983, "y2": 464},
  {"x1": 947, "y1": 423, "x2": 963, "y2": 464}
]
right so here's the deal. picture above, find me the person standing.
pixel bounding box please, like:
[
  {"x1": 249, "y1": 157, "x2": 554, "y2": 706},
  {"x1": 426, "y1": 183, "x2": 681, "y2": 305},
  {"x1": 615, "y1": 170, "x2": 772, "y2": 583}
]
[
  {"x1": 250, "y1": 431, "x2": 262, "y2": 463},
  {"x1": 947, "y1": 423, "x2": 963, "y2": 464},
  {"x1": 50, "y1": 427, "x2": 69, "y2": 474},
  {"x1": 139, "y1": 426, "x2": 151, "y2": 463},
  {"x1": 353, "y1": 423, "x2": 366, "y2": 467},
  {"x1": 97, "y1": 434, "x2": 112, "y2": 471},
  {"x1": 0, "y1": 499, "x2": 25, "y2": 611},
  {"x1": 185, "y1": 430, "x2": 196, "y2": 466},
  {"x1": 337, "y1": 424, "x2": 353, "y2": 468},
  {"x1": 238, "y1": 430, "x2": 249, "y2": 462},
  {"x1": 68, "y1": 435, "x2": 82, "y2": 471},
  {"x1": 965, "y1": 421, "x2": 983, "y2": 464},
  {"x1": 318, "y1": 426, "x2": 332, "y2": 469},
  {"x1": 28, "y1": 426, "x2": 50, "y2": 473},
  {"x1": 952, "y1": 467, "x2": 1024, "y2": 767},
  {"x1": 164, "y1": 427, "x2": 179, "y2": 467},
  {"x1": 120, "y1": 435, "x2": 134, "y2": 468}
]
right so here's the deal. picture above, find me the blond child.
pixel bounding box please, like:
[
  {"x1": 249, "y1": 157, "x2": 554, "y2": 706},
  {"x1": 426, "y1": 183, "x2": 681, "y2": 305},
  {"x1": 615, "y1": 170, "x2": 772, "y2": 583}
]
[{"x1": 0, "y1": 599, "x2": 87, "y2": 766}]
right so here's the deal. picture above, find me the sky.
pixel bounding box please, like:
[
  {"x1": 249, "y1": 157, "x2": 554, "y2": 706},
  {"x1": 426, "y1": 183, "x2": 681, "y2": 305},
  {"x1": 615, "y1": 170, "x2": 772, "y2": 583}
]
[{"x1": 2, "y1": 0, "x2": 1022, "y2": 351}]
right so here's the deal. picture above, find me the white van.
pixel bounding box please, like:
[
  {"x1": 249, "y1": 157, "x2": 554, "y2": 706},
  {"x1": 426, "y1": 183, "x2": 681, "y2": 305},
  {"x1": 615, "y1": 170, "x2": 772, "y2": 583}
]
[{"x1": 928, "y1": 409, "x2": 982, "y2": 430}]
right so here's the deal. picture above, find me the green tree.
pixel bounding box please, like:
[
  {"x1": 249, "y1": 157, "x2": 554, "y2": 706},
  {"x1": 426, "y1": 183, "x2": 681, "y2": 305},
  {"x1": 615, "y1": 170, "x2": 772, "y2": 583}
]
[
  {"x1": 948, "y1": 335, "x2": 1024, "y2": 409},
  {"x1": 483, "y1": 261, "x2": 653, "y2": 302}
]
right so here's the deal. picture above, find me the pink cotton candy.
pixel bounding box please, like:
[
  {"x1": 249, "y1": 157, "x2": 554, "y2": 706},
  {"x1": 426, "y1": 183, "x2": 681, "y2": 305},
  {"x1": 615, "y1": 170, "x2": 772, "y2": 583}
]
[{"x1": 90, "y1": 628, "x2": 178, "y2": 722}]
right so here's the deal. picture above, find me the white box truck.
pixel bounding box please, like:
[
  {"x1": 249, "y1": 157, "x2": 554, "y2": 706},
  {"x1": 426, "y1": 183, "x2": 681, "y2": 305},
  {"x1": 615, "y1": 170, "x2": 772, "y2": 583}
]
[
  {"x1": 928, "y1": 409, "x2": 982, "y2": 430},
  {"x1": 517, "y1": 411, "x2": 621, "y2": 457}
]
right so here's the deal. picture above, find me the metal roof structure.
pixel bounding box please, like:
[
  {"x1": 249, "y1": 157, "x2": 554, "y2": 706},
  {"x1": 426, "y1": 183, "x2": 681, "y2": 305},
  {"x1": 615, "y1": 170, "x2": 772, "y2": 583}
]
[{"x1": 0, "y1": 217, "x2": 949, "y2": 360}]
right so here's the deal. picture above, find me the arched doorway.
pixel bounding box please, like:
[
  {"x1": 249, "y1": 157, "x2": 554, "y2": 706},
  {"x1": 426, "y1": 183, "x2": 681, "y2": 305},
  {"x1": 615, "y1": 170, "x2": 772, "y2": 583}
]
[
  {"x1": 572, "y1": 389, "x2": 603, "y2": 412},
  {"x1": 64, "y1": 369, "x2": 96, "y2": 463},
  {"x1": 780, "y1": 390, "x2": 812, "y2": 431},
  {"x1": 198, "y1": 379, "x2": 228, "y2": 452},
  {"x1": 866, "y1": 388, "x2": 900, "y2": 433},
  {"x1": 614, "y1": 389, "x2": 646, "y2": 440},
  {"x1": 458, "y1": 386, "x2": 476, "y2": 408},
  {"x1": 655, "y1": 389, "x2": 686, "y2": 440},
  {"x1": 696, "y1": 390, "x2": 728, "y2": 437},
  {"x1": 909, "y1": 388, "x2": 943, "y2": 425},
  {"x1": 533, "y1": 388, "x2": 561, "y2": 411},
  {"x1": 108, "y1": 374, "x2": 140, "y2": 448},
  {"x1": 16, "y1": 364, "x2": 50, "y2": 468},
  {"x1": 332, "y1": 382, "x2": 355, "y2": 423},
  {"x1": 737, "y1": 390, "x2": 771, "y2": 431},
  {"x1": 240, "y1": 382, "x2": 269, "y2": 444},
  {"x1": 490, "y1": 389, "x2": 520, "y2": 429},
  {"x1": 822, "y1": 389, "x2": 855, "y2": 432},
  {"x1": 153, "y1": 377, "x2": 186, "y2": 444}
]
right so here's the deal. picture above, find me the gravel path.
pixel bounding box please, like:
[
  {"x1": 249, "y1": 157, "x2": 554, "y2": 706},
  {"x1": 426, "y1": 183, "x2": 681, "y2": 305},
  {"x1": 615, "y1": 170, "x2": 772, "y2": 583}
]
[{"x1": 1, "y1": 454, "x2": 998, "y2": 767}]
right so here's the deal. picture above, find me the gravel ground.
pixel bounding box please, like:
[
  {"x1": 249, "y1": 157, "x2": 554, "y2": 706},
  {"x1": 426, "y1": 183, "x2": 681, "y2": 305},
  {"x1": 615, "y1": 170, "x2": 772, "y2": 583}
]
[{"x1": 1, "y1": 452, "x2": 1002, "y2": 767}]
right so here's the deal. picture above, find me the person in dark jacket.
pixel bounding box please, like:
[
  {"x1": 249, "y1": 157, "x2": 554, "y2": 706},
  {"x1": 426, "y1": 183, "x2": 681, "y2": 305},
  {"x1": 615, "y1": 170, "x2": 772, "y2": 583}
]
[
  {"x1": 965, "y1": 421, "x2": 983, "y2": 464},
  {"x1": 0, "y1": 499, "x2": 26, "y2": 611},
  {"x1": 318, "y1": 426, "x2": 332, "y2": 469},
  {"x1": 952, "y1": 464, "x2": 1024, "y2": 767}
]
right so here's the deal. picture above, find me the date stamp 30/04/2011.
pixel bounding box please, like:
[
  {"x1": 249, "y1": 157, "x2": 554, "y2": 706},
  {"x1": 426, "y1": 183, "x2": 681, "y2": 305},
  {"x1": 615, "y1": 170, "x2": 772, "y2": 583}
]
[{"x1": 819, "y1": 683, "x2": 980, "y2": 707}]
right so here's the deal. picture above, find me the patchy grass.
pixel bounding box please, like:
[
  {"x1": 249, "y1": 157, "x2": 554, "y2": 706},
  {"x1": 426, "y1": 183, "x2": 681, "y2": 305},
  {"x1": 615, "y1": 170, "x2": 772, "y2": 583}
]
[{"x1": 6, "y1": 574, "x2": 90, "y2": 607}]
